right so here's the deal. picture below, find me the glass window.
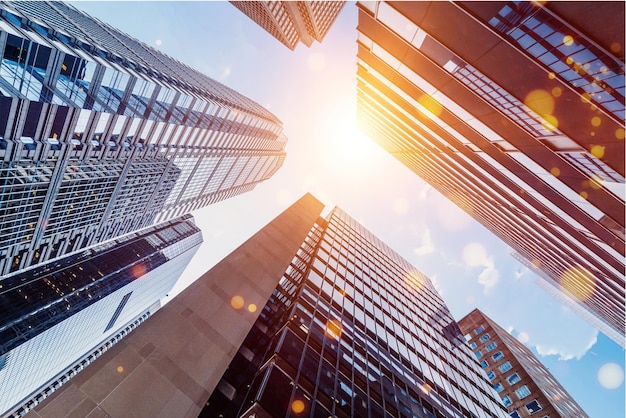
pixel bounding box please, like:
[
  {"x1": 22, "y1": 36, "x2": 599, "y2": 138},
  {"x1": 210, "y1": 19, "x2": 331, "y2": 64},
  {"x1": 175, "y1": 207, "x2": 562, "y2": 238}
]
[
  {"x1": 479, "y1": 333, "x2": 491, "y2": 343},
  {"x1": 502, "y1": 395, "x2": 512, "y2": 407},
  {"x1": 499, "y1": 361, "x2": 512, "y2": 373},
  {"x1": 507, "y1": 373, "x2": 521, "y2": 385},
  {"x1": 515, "y1": 385, "x2": 531, "y2": 399},
  {"x1": 470, "y1": 342, "x2": 477, "y2": 349},
  {"x1": 510, "y1": 411, "x2": 521, "y2": 418},
  {"x1": 487, "y1": 371, "x2": 496, "y2": 380},
  {"x1": 494, "y1": 382, "x2": 504, "y2": 393},
  {"x1": 474, "y1": 325, "x2": 485, "y2": 334},
  {"x1": 492, "y1": 351, "x2": 504, "y2": 361},
  {"x1": 480, "y1": 360, "x2": 489, "y2": 369},
  {"x1": 475, "y1": 350, "x2": 483, "y2": 359},
  {"x1": 485, "y1": 341, "x2": 497, "y2": 352},
  {"x1": 525, "y1": 399, "x2": 542, "y2": 413}
]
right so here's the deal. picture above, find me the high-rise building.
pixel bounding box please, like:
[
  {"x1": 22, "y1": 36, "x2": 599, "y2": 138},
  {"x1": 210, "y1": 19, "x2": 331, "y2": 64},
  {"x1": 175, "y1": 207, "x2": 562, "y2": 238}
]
[
  {"x1": 203, "y1": 199, "x2": 508, "y2": 417},
  {"x1": 28, "y1": 193, "x2": 324, "y2": 418},
  {"x1": 230, "y1": 1, "x2": 345, "y2": 50},
  {"x1": 1, "y1": 214, "x2": 203, "y2": 417},
  {"x1": 0, "y1": 1, "x2": 287, "y2": 277},
  {"x1": 458, "y1": 309, "x2": 588, "y2": 418},
  {"x1": 29, "y1": 194, "x2": 509, "y2": 418},
  {"x1": 355, "y1": 1, "x2": 625, "y2": 345}
]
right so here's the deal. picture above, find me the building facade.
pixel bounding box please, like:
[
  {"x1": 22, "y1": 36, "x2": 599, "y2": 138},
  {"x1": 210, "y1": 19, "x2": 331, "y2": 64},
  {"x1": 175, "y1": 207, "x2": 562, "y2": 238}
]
[
  {"x1": 230, "y1": 1, "x2": 345, "y2": 50},
  {"x1": 203, "y1": 202, "x2": 508, "y2": 417},
  {"x1": 0, "y1": 1, "x2": 287, "y2": 277},
  {"x1": 458, "y1": 309, "x2": 588, "y2": 418},
  {"x1": 29, "y1": 193, "x2": 324, "y2": 418},
  {"x1": 355, "y1": 1, "x2": 625, "y2": 345},
  {"x1": 1, "y1": 215, "x2": 203, "y2": 417}
]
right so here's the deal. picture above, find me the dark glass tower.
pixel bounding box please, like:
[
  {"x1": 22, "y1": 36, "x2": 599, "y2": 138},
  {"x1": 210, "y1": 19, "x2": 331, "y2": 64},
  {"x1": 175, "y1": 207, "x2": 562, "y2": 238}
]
[
  {"x1": 0, "y1": 215, "x2": 203, "y2": 416},
  {"x1": 0, "y1": 1, "x2": 286, "y2": 276},
  {"x1": 204, "y1": 205, "x2": 508, "y2": 418},
  {"x1": 356, "y1": 1, "x2": 624, "y2": 347}
]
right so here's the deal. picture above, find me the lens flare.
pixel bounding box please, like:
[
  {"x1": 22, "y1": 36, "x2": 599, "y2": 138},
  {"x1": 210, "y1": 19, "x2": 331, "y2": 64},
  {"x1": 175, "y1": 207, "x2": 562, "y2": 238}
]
[
  {"x1": 598, "y1": 363, "x2": 624, "y2": 389},
  {"x1": 117, "y1": 366, "x2": 124, "y2": 373},
  {"x1": 590, "y1": 145, "x2": 605, "y2": 159},
  {"x1": 131, "y1": 263, "x2": 147, "y2": 279},
  {"x1": 247, "y1": 304, "x2": 257, "y2": 313},
  {"x1": 525, "y1": 89, "x2": 555, "y2": 115},
  {"x1": 325, "y1": 319, "x2": 342, "y2": 339},
  {"x1": 404, "y1": 270, "x2": 426, "y2": 292},
  {"x1": 615, "y1": 128, "x2": 625, "y2": 140},
  {"x1": 591, "y1": 117, "x2": 601, "y2": 127},
  {"x1": 418, "y1": 94, "x2": 443, "y2": 117},
  {"x1": 562, "y1": 35, "x2": 574, "y2": 46},
  {"x1": 291, "y1": 399, "x2": 306, "y2": 414},
  {"x1": 550, "y1": 167, "x2": 560, "y2": 177},
  {"x1": 230, "y1": 295, "x2": 244, "y2": 310},
  {"x1": 560, "y1": 266, "x2": 595, "y2": 302}
]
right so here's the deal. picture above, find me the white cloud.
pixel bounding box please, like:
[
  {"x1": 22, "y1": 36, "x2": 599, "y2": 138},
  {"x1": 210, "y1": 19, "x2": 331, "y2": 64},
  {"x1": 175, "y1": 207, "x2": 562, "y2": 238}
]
[
  {"x1": 462, "y1": 242, "x2": 500, "y2": 292},
  {"x1": 514, "y1": 266, "x2": 528, "y2": 280},
  {"x1": 414, "y1": 228, "x2": 435, "y2": 256},
  {"x1": 417, "y1": 183, "x2": 432, "y2": 200},
  {"x1": 535, "y1": 330, "x2": 597, "y2": 360}
]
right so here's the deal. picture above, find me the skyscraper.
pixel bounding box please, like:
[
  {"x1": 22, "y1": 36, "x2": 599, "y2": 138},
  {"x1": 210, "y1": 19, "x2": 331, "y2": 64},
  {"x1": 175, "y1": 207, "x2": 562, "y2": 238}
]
[
  {"x1": 1, "y1": 214, "x2": 203, "y2": 417},
  {"x1": 230, "y1": 1, "x2": 345, "y2": 50},
  {"x1": 28, "y1": 193, "x2": 324, "y2": 418},
  {"x1": 458, "y1": 309, "x2": 588, "y2": 418},
  {"x1": 355, "y1": 1, "x2": 625, "y2": 345},
  {"x1": 29, "y1": 194, "x2": 509, "y2": 418},
  {"x1": 203, "y1": 199, "x2": 508, "y2": 417},
  {"x1": 0, "y1": 1, "x2": 287, "y2": 277}
]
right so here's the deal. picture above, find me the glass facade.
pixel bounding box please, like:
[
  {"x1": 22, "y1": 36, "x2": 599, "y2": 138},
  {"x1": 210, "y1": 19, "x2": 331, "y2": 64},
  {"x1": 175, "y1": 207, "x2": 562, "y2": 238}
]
[
  {"x1": 356, "y1": 1, "x2": 624, "y2": 346},
  {"x1": 231, "y1": 1, "x2": 345, "y2": 50},
  {"x1": 0, "y1": 215, "x2": 203, "y2": 416},
  {"x1": 0, "y1": 1, "x2": 287, "y2": 276},
  {"x1": 203, "y1": 208, "x2": 508, "y2": 418}
]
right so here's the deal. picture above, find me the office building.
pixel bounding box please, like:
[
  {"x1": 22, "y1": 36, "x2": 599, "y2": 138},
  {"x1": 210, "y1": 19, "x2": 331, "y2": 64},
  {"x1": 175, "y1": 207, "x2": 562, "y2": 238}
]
[
  {"x1": 28, "y1": 193, "x2": 324, "y2": 418},
  {"x1": 458, "y1": 309, "x2": 588, "y2": 418},
  {"x1": 230, "y1": 1, "x2": 345, "y2": 50},
  {"x1": 30, "y1": 194, "x2": 509, "y2": 418},
  {"x1": 1, "y1": 215, "x2": 203, "y2": 417},
  {"x1": 203, "y1": 197, "x2": 508, "y2": 417},
  {"x1": 355, "y1": 1, "x2": 625, "y2": 345},
  {"x1": 0, "y1": 1, "x2": 287, "y2": 277}
]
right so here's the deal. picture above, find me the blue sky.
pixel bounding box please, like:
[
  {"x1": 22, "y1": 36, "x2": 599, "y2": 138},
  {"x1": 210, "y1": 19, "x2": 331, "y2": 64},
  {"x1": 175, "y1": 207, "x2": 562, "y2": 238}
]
[{"x1": 74, "y1": 2, "x2": 624, "y2": 417}]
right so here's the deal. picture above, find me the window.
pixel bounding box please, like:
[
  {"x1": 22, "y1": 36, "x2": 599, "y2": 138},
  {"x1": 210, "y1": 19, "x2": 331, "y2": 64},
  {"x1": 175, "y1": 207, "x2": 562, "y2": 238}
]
[
  {"x1": 485, "y1": 341, "x2": 497, "y2": 352},
  {"x1": 470, "y1": 342, "x2": 477, "y2": 349},
  {"x1": 475, "y1": 350, "x2": 483, "y2": 359},
  {"x1": 515, "y1": 385, "x2": 531, "y2": 399},
  {"x1": 510, "y1": 412, "x2": 521, "y2": 418},
  {"x1": 480, "y1": 360, "x2": 489, "y2": 369},
  {"x1": 494, "y1": 382, "x2": 504, "y2": 393},
  {"x1": 492, "y1": 351, "x2": 504, "y2": 361},
  {"x1": 502, "y1": 395, "x2": 512, "y2": 407},
  {"x1": 526, "y1": 399, "x2": 543, "y2": 414},
  {"x1": 487, "y1": 371, "x2": 496, "y2": 380},
  {"x1": 474, "y1": 325, "x2": 485, "y2": 334},
  {"x1": 499, "y1": 361, "x2": 512, "y2": 373},
  {"x1": 479, "y1": 333, "x2": 491, "y2": 343},
  {"x1": 508, "y1": 373, "x2": 521, "y2": 385}
]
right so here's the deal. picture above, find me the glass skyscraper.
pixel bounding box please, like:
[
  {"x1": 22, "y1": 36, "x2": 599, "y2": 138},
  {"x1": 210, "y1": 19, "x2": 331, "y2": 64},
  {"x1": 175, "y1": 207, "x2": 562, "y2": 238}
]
[
  {"x1": 204, "y1": 202, "x2": 509, "y2": 417},
  {"x1": 356, "y1": 1, "x2": 624, "y2": 347},
  {"x1": 1, "y1": 215, "x2": 203, "y2": 416},
  {"x1": 0, "y1": 1, "x2": 287, "y2": 277},
  {"x1": 231, "y1": 1, "x2": 345, "y2": 50}
]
